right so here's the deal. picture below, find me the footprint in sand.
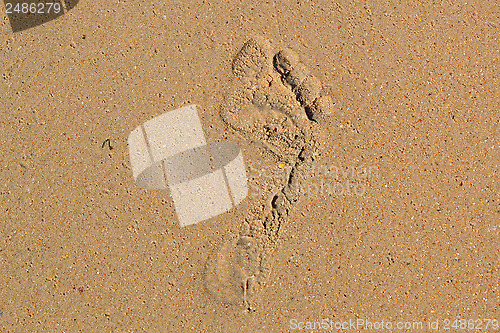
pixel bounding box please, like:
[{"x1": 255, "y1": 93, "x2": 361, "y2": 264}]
[{"x1": 206, "y1": 36, "x2": 334, "y2": 309}]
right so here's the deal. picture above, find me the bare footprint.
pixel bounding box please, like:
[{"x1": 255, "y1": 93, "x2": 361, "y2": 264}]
[{"x1": 208, "y1": 36, "x2": 333, "y2": 310}]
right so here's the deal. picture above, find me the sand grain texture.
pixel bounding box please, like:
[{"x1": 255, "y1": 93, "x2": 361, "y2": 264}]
[{"x1": 0, "y1": 0, "x2": 499, "y2": 332}]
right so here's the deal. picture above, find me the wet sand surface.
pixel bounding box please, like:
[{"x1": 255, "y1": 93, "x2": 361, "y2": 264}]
[{"x1": 0, "y1": 0, "x2": 499, "y2": 331}]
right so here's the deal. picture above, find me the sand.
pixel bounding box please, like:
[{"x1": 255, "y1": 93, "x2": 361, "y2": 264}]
[{"x1": 1, "y1": 0, "x2": 499, "y2": 332}]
